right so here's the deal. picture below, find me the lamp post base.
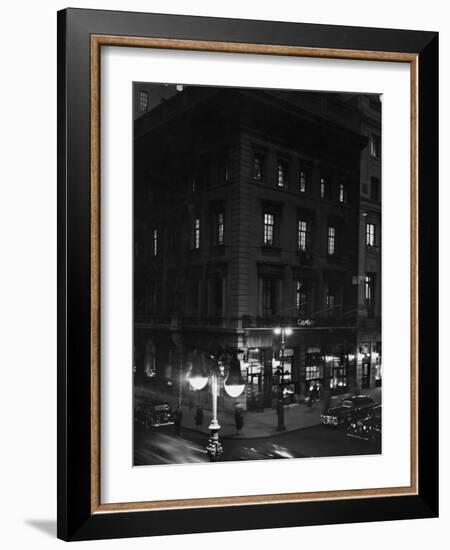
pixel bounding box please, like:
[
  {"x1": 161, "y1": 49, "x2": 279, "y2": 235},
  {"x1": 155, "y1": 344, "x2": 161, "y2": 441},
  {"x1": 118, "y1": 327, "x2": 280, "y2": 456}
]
[{"x1": 206, "y1": 428, "x2": 223, "y2": 462}]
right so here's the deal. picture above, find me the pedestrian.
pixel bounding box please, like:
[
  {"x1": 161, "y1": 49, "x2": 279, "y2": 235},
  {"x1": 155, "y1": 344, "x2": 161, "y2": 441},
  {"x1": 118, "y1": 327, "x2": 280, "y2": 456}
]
[
  {"x1": 257, "y1": 392, "x2": 264, "y2": 413},
  {"x1": 173, "y1": 405, "x2": 182, "y2": 435},
  {"x1": 195, "y1": 405, "x2": 204, "y2": 428},
  {"x1": 234, "y1": 406, "x2": 244, "y2": 434}
]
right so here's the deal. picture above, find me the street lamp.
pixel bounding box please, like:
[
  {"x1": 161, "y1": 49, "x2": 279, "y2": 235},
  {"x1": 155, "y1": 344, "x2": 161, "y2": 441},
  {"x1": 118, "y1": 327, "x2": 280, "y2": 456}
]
[
  {"x1": 188, "y1": 350, "x2": 245, "y2": 461},
  {"x1": 273, "y1": 327, "x2": 292, "y2": 431}
]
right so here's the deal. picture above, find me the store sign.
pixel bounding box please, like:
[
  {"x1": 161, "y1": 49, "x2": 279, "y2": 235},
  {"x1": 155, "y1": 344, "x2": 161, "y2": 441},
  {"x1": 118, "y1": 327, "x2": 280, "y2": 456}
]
[{"x1": 283, "y1": 348, "x2": 294, "y2": 357}]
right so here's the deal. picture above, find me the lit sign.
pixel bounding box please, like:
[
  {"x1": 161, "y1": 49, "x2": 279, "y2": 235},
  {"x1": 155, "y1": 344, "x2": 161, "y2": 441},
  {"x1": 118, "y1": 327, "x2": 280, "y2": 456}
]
[{"x1": 297, "y1": 319, "x2": 315, "y2": 326}]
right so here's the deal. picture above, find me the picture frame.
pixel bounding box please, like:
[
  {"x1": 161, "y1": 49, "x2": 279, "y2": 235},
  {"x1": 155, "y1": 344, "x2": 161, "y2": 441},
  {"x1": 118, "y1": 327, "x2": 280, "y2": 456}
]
[{"x1": 57, "y1": 8, "x2": 438, "y2": 541}]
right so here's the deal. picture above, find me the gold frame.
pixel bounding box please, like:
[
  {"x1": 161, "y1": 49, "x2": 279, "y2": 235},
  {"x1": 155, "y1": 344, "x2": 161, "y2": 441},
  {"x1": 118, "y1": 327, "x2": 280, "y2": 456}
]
[{"x1": 90, "y1": 35, "x2": 419, "y2": 514}]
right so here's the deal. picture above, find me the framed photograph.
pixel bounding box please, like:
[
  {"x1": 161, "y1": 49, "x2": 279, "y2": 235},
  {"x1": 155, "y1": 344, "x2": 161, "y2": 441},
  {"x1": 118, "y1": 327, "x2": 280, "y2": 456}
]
[{"x1": 57, "y1": 8, "x2": 438, "y2": 541}]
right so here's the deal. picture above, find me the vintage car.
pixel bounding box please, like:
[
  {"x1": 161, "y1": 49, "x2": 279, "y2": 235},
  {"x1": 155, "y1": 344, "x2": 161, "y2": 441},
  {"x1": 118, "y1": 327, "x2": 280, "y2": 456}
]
[
  {"x1": 347, "y1": 404, "x2": 382, "y2": 444},
  {"x1": 134, "y1": 400, "x2": 175, "y2": 429},
  {"x1": 320, "y1": 395, "x2": 377, "y2": 427}
]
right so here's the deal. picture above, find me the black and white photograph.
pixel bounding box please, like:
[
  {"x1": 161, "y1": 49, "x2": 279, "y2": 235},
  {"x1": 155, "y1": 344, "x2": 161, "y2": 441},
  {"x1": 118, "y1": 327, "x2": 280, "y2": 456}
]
[{"x1": 133, "y1": 83, "x2": 382, "y2": 465}]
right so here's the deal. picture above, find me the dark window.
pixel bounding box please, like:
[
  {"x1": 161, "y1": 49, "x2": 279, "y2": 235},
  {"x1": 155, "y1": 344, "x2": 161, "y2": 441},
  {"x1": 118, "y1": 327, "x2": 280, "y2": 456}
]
[
  {"x1": 326, "y1": 286, "x2": 336, "y2": 317},
  {"x1": 366, "y1": 223, "x2": 376, "y2": 247},
  {"x1": 262, "y1": 278, "x2": 277, "y2": 317},
  {"x1": 371, "y1": 177, "x2": 380, "y2": 201},
  {"x1": 277, "y1": 160, "x2": 287, "y2": 188},
  {"x1": 296, "y1": 280, "x2": 308, "y2": 319},
  {"x1": 263, "y1": 212, "x2": 275, "y2": 246},
  {"x1": 190, "y1": 281, "x2": 200, "y2": 314},
  {"x1": 297, "y1": 219, "x2": 308, "y2": 251},
  {"x1": 139, "y1": 91, "x2": 149, "y2": 112},
  {"x1": 216, "y1": 212, "x2": 224, "y2": 245},
  {"x1": 213, "y1": 276, "x2": 223, "y2": 317},
  {"x1": 370, "y1": 134, "x2": 381, "y2": 159},
  {"x1": 253, "y1": 154, "x2": 263, "y2": 180},
  {"x1": 365, "y1": 273, "x2": 376, "y2": 318},
  {"x1": 327, "y1": 226, "x2": 336, "y2": 256}
]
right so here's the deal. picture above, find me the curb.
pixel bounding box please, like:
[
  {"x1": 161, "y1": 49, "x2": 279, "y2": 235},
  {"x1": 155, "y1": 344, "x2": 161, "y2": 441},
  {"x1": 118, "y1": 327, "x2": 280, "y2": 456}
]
[{"x1": 181, "y1": 422, "x2": 322, "y2": 440}]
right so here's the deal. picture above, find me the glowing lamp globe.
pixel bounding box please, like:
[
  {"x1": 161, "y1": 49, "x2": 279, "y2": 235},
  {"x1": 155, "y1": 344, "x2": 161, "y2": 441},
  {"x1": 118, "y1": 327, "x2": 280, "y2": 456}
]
[
  {"x1": 224, "y1": 356, "x2": 245, "y2": 398},
  {"x1": 188, "y1": 353, "x2": 209, "y2": 390}
]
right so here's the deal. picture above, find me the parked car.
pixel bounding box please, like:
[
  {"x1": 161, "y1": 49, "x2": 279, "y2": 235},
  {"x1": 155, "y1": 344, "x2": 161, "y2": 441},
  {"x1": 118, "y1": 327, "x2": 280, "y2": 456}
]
[
  {"x1": 134, "y1": 400, "x2": 174, "y2": 429},
  {"x1": 321, "y1": 395, "x2": 377, "y2": 427},
  {"x1": 347, "y1": 404, "x2": 382, "y2": 444}
]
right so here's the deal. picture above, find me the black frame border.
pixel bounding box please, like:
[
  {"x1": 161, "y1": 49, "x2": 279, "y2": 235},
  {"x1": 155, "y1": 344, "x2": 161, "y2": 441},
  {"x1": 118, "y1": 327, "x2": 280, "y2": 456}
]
[{"x1": 57, "y1": 8, "x2": 438, "y2": 541}]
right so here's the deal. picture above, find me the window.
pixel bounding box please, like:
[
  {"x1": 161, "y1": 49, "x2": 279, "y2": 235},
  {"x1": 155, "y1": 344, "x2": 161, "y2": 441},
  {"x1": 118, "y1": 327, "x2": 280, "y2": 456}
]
[
  {"x1": 262, "y1": 278, "x2": 277, "y2": 317},
  {"x1": 191, "y1": 176, "x2": 196, "y2": 193},
  {"x1": 365, "y1": 273, "x2": 376, "y2": 318},
  {"x1": 263, "y1": 213, "x2": 274, "y2": 246},
  {"x1": 253, "y1": 154, "x2": 263, "y2": 180},
  {"x1": 277, "y1": 160, "x2": 287, "y2": 188},
  {"x1": 371, "y1": 177, "x2": 380, "y2": 201},
  {"x1": 216, "y1": 212, "x2": 224, "y2": 245},
  {"x1": 193, "y1": 218, "x2": 200, "y2": 249},
  {"x1": 139, "y1": 91, "x2": 149, "y2": 112},
  {"x1": 297, "y1": 219, "x2": 308, "y2": 251},
  {"x1": 146, "y1": 282, "x2": 157, "y2": 314},
  {"x1": 152, "y1": 228, "x2": 158, "y2": 256},
  {"x1": 190, "y1": 281, "x2": 200, "y2": 314},
  {"x1": 224, "y1": 160, "x2": 229, "y2": 182},
  {"x1": 306, "y1": 351, "x2": 323, "y2": 383},
  {"x1": 370, "y1": 134, "x2": 381, "y2": 159},
  {"x1": 326, "y1": 286, "x2": 336, "y2": 316},
  {"x1": 210, "y1": 275, "x2": 223, "y2": 317},
  {"x1": 299, "y1": 169, "x2": 307, "y2": 193},
  {"x1": 339, "y1": 183, "x2": 346, "y2": 203},
  {"x1": 330, "y1": 363, "x2": 348, "y2": 389},
  {"x1": 296, "y1": 280, "x2": 308, "y2": 318},
  {"x1": 366, "y1": 223, "x2": 376, "y2": 247},
  {"x1": 320, "y1": 177, "x2": 327, "y2": 199},
  {"x1": 327, "y1": 226, "x2": 336, "y2": 256}
]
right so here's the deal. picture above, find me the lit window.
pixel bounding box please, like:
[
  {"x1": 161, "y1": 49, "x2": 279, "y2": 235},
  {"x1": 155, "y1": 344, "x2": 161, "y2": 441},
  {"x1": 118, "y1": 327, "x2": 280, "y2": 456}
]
[
  {"x1": 263, "y1": 213, "x2": 274, "y2": 246},
  {"x1": 217, "y1": 212, "x2": 224, "y2": 245},
  {"x1": 297, "y1": 220, "x2": 308, "y2": 251},
  {"x1": 366, "y1": 223, "x2": 376, "y2": 247},
  {"x1": 365, "y1": 273, "x2": 375, "y2": 318},
  {"x1": 299, "y1": 170, "x2": 307, "y2": 193},
  {"x1": 327, "y1": 226, "x2": 336, "y2": 256},
  {"x1": 253, "y1": 155, "x2": 263, "y2": 180},
  {"x1": 277, "y1": 161, "x2": 287, "y2": 188},
  {"x1": 320, "y1": 177, "x2": 327, "y2": 199},
  {"x1": 152, "y1": 228, "x2": 158, "y2": 256},
  {"x1": 139, "y1": 91, "x2": 149, "y2": 112},
  {"x1": 193, "y1": 218, "x2": 200, "y2": 249},
  {"x1": 339, "y1": 183, "x2": 345, "y2": 203},
  {"x1": 370, "y1": 134, "x2": 381, "y2": 159}
]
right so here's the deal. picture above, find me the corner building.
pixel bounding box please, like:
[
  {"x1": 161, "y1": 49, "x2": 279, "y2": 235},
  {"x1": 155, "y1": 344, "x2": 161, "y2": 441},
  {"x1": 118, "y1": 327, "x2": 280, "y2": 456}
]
[{"x1": 134, "y1": 86, "x2": 381, "y2": 409}]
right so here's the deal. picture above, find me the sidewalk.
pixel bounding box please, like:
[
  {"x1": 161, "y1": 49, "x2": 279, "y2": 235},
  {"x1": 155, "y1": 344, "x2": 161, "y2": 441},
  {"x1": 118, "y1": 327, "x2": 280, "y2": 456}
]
[{"x1": 135, "y1": 386, "x2": 382, "y2": 440}]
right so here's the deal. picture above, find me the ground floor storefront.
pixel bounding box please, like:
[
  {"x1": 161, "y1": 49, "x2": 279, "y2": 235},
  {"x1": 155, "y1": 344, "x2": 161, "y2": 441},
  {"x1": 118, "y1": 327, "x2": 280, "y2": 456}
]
[{"x1": 134, "y1": 323, "x2": 382, "y2": 412}]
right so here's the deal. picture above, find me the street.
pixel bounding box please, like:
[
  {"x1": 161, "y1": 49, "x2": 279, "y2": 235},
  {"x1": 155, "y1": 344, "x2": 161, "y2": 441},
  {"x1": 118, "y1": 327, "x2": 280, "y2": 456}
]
[{"x1": 133, "y1": 422, "x2": 381, "y2": 466}]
